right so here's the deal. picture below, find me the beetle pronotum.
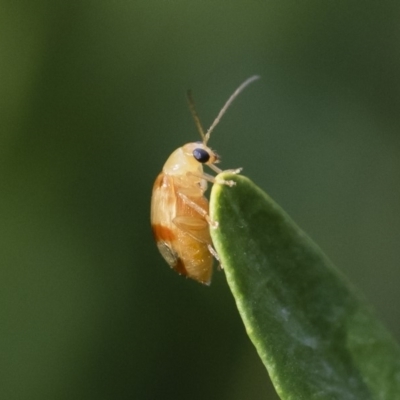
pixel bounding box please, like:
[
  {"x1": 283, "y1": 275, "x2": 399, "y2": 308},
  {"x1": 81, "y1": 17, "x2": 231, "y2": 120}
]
[{"x1": 151, "y1": 76, "x2": 260, "y2": 284}]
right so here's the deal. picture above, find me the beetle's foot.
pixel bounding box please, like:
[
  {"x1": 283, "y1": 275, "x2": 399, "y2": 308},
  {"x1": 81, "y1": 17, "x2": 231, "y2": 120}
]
[
  {"x1": 224, "y1": 167, "x2": 242, "y2": 175},
  {"x1": 205, "y1": 215, "x2": 219, "y2": 229},
  {"x1": 216, "y1": 178, "x2": 236, "y2": 187}
]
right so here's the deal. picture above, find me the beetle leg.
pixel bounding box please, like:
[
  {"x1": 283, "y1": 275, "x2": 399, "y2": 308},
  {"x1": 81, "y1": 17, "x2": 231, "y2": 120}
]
[
  {"x1": 203, "y1": 172, "x2": 236, "y2": 188},
  {"x1": 173, "y1": 216, "x2": 221, "y2": 264},
  {"x1": 177, "y1": 192, "x2": 219, "y2": 228},
  {"x1": 172, "y1": 217, "x2": 221, "y2": 265},
  {"x1": 207, "y1": 244, "x2": 222, "y2": 264},
  {"x1": 186, "y1": 171, "x2": 215, "y2": 184},
  {"x1": 187, "y1": 170, "x2": 238, "y2": 187},
  {"x1": 207, "y1": 165, "x2": 243, "y2": 186},
  {"x1": 208, "y1": 164, "x2": 242, "y2": 176}
]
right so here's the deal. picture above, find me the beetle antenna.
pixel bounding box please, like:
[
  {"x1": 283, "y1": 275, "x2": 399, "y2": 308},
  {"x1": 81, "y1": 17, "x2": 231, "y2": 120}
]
[
  {"x1": 204, "y1": 75, "x2": 260, "y2": 144},
  {"x1": 186, "y1": 89, "x2": 206, "y2": 140}
]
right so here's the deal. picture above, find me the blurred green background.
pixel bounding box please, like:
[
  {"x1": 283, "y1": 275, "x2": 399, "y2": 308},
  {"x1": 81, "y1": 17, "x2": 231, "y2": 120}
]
[{"x1": 1, "y1": 1, "x2": 399, "y2": 399}]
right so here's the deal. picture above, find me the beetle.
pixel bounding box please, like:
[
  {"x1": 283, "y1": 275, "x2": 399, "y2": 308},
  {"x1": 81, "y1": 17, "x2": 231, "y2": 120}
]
[{"x1": 151, "y1": 76, "x2": 259, "y2": 285}]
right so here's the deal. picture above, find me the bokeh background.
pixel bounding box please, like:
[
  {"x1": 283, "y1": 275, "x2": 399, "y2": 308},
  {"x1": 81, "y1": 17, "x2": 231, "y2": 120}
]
[{"x1": 1, "y1": 1, "x2": 400, "y2": 399}]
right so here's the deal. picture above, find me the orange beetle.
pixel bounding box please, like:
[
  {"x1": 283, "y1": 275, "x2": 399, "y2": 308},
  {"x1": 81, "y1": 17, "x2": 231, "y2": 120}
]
[{"x1": 151, "y1": 76, "x2": 259, "y2": 284}]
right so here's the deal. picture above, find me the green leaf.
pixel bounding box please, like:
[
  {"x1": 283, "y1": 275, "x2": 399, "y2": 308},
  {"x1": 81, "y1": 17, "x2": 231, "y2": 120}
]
[{"x1": 209, "y1": 173, "x2": 400, "y2": 400}]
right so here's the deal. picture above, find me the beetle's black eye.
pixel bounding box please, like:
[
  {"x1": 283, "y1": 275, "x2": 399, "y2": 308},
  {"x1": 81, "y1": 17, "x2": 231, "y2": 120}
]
[{"x1": 193, "y1": 148, "x2": 210, "y2": 163}]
